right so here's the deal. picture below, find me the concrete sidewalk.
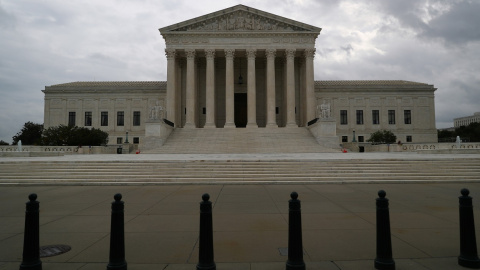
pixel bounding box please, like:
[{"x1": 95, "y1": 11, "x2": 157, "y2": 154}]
[{"x1": 1, "y1": 183, "x2": 480, "y2": 269}]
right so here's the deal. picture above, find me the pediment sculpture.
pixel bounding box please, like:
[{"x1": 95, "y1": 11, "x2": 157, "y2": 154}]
[{"x1": 171, "y1": 11, "x2": 310, "y2": 32}]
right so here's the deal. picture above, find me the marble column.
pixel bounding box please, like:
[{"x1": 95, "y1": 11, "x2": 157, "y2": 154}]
[
  {"x1": 285, "y1": 49, "x2": 296, "y2": 127},
  {"x1": 165, "y1": 49, "x2": 176, "y2": 126},
  {"x1": 304, "y1": 48, "x2": 316, "y2": 122},
  {"x1": 266, "y1": 48, "x2": 277, "y2": 128},
  {"x1": 204, "y1": 49, "x2": 216, "y2": 128},
  {"x1": 185, "y1": 49, "x2": 196, "y2": 128},
  {"x1": 224, "y1": 49, "x2": 235, "y2": 128},
  {"x1": 246, "y1": 49, "x2": 257, "y2": 128}
]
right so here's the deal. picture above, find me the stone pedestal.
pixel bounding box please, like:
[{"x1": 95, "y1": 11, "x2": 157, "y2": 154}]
[
  {"x1": 122, "y1": 143, "x2": 134, "y2": 154},
  {"x1": 307, "y1": 118, "x2": 339, "y2": 149},
  {"x1": 142, "y1": 120, "x2": 174, "y2": 150}
]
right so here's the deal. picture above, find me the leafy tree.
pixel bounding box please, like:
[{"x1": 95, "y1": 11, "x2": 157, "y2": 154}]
[
  {"x1": 0, "y1": 140, "x2": 9, "y2": 145},
  {"x1": 455, "y1": 122, "x2": 480, "y2": 142},
  {"x1": 12, "y1": 122, "x2": 43, "y2": 145},
  {"x1": 438, "y1": 122, "x2": 480, "y2": 142},
  {"x1": 42, "y1": 125, "x2": 108, "y2": 146},
  {"x1": 438, "y1": 129, "x2": 455, "y2": 142},
  {"x1": 367, "y1": 130, "x2": 397, "y2": 144}
]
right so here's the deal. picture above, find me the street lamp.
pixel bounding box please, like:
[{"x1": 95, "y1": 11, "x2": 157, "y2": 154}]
[
  {"x1": 125, "y1": 131, "x2": 129, "y2": 144},
  {"x1": 352, "y1": 130, "x2": 356, "y2": 142}
]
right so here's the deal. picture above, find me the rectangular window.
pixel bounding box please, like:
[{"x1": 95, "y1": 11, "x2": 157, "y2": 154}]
[
  {"x1": 117, "y1": 137, "x2": 123, "y2": 144},
  {"x1": 133, "y1": 137, "x2": 139, "y2": 144},
  {"x1": 133, "y1": 111, "x2": 141, "y2": 126},
  {"x1": 117, "y1": 111, "x2": 124, "y2": 126},
  {"x1": 358, "y1": 136, "x2": 364, "y2": 142},
  {"x1": 406, "y1": 135, "x2": 412, "y2": 142},
  {"x1": 356, "y1": 110, "x2": 364, "y2": 125},
  {"x1": 101, "y1": 111, "x2": 108, "y2": 126},
  {"x1": 372, "y1": 110, "x2": 380, "y2": 125},
  {"x1": 342, "y1": 136, "x2": 348, "y2": 142},
  {"x1": 68, "y1": 112, "x2": 76, "y2": 126},
  {"x1": 85, "y1": 112, "x2": 92, "y2": 126},
  {"x1": 388, "y1": 110, "x2": 396, "y2": 124},
  {"x1": 404, "y1": 110, "x2": 412, "y2": 124},
  {"x1": 340, "y1": 110, "x2": 348, "y2": 125}
]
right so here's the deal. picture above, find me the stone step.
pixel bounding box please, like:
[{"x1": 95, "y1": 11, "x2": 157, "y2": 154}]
[
  {"x1": 1, "y1": 158, "x2": 479, "y2": 184},
  {"x1": 144, "y1": 127, "x2": 338, "y2": 153}
]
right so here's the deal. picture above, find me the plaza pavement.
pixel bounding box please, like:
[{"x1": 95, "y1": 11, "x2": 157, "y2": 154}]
[{"x1": 1, "y1": 152, "x2": 480, "y2": 269}]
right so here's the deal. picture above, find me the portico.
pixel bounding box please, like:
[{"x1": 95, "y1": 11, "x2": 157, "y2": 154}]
[{"x1": 159, "y1": 5, "x2": 320, "y2": 129}]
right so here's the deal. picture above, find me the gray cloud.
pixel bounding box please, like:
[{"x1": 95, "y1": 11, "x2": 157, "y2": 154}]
[
  {"x1": 0, "y1": 0, "x2": 478, "y2": 142},
  {"x1": 0, "y1": 3, "x2": 15, "y2": 29},
  {"x1": 421, "y1": 1, "x2": 480, "y2": 45}
]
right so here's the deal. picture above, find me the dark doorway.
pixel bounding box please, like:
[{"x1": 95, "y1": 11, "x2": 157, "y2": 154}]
[{"x1": 234, "y1": 93, "x2": 247, "y2": 128}]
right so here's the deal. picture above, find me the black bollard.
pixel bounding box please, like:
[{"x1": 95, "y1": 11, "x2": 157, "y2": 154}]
[
  {"x1": 286, "y1": 192, "x2": 305, "y2": 270},
  {"x1": 197, "y1": 193, "x2": 216, "y2": 270},
  {"x1": 20, "y1": 193, "x2": 42, "y2": 270},
  {"x1": 458, "y1": 188, "x2": 480, "y2": 268},
  {"x1": 107, "y1": 193, "x2": 127, "y2": 270},
  {"x1": 375, "y1": 190, "x2": 395, "y2": 270}
]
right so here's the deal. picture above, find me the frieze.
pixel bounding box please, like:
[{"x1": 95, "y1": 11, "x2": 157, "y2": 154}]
[
  {"x1": 164, "y1": 35, "x2": 316, "y2": 45},
  {"x1": 171, "y1": 11, "x2": 309, "y2": 32}
]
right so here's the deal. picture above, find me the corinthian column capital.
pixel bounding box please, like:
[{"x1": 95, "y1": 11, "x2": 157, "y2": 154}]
[
  {"x1": 185, "y1": 49, "x2": 196, "y2": 59},
  {"x1": 304, "y1": 48, "x2": 316, "y2": 59},
  {"x1": 247, "y1": 49, "x2": 257, "y2": 59},
  {"x1": 205, "y1": 49, "x2": 215, "y2": 60},
  {"x1": 285, "y1": 48, "x2": 296, "y2": 60},
  {"x1": 225, "y1": 49, "x2": 235, "y2": 59},
  {"x1": 165, "y1": 48, "x2": 176, "y2": 59},
  {"x1": 266, "y1": 48, "x2": 276, "y2": 59}
]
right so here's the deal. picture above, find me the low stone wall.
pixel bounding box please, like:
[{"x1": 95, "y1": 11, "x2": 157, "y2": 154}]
[
  {"x1": 342, "y1": 142, "x2": 480, "y2": 153},
  {"x1": 0, "y1": 145, "x2": 124, "y2": 155}
]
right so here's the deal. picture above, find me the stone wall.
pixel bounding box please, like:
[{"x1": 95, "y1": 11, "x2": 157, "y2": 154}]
[
  {"x1": 0, "y1": 145, "x2": 124, "y2": 155},
  {"x1": 342, "y1": 142, "x2": 480, "y2": 153}
]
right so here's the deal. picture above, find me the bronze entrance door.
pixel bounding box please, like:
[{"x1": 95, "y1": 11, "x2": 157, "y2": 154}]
[{"x1": 234, "y1": 93, "x2": 247, "y2": 128}]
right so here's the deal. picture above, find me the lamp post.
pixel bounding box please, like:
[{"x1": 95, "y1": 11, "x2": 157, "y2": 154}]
[
  {"x1": 125, "y1": 132, "x2": 129, "y2": 144},
  {"x1": 352, "y1": 130, "x2": 356, "y2": 142}
]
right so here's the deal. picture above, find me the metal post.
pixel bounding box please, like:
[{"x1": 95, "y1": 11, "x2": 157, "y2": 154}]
[
  {"x1": 197, "y1": 193, "x2": 215, "y2": 270},
  {"x1": 458, "y1": 188, "x2": 480, "y2": 268},
  {"x1": 375, "y1": 190, "x2": 395, "y2": 270},
  {"x1": 286, "y1": 192, "x2": 305, "y2": 270},
  {"x1": 20, "y1": 193, "x2": 42, "y2": 270},
  {"x1": 107, "y1": 194, "x2": 127, "y2": 270}
]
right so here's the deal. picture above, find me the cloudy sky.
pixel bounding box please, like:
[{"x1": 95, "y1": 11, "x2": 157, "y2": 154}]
[{"x1": 0, "y1": 0, "x2": 479, "y2": 143}]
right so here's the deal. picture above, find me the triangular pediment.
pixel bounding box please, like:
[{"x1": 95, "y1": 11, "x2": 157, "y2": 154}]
[{"x1": 159, "y1": 4, "x2": 321, "y2": 33}]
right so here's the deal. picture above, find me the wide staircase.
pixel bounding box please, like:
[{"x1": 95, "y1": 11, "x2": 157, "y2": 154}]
[
  {"x1": 143, "y1": 127, "x2": 337, "y2": 154},
  {"x1": 1, "y1": 159, "x2": 479, "y2": 185}
]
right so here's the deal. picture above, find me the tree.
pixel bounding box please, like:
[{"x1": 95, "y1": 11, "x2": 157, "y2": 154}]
[
  {"x1": 42, "y1": 125, "x2": 109, "y2": 146},
  {"x1": 12, "y1": 122, "x2": 43, "y2": 145},
  {"x1": 455, "y1": 122, "x2": 480, "y2": 142},
  {"x1": 438, "y1": 122, "x2": 480, "y2": 142},
  {"x1": 0, "y1": 140, "x2": 9, "y2": 145},
  {"x1": 438, "y1": 129, "x2": 455, "y2": 142},
  {"x1": 367, "y1": 130, "x2": 397, "y2": 144}
]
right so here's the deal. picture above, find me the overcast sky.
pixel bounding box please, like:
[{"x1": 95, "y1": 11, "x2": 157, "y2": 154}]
[{"x1": 1, "y1": 0, "x2": 479, "y2": 143}]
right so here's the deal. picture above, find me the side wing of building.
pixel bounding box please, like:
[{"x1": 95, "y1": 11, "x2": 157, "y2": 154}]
[
  {"x1": 43, "y1": 81, "x2": 166, "y2": 145},
  {"x1": 316, "y1": 80, "x2": 437, "y2": 143}
]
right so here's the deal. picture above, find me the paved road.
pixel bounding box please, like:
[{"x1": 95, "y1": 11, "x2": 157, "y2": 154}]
[{"x1": 1, "y1": 182, "x2": 480, "y2": 270}]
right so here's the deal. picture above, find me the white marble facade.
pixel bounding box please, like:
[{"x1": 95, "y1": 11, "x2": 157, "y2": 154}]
[{"x1": 42, "y1": 5, "x2": 438, "y2": 145}]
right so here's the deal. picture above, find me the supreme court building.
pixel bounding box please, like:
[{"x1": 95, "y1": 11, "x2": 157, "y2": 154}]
[{"x1": 43, "y1": 5, "x2": 438, "y2": 149}]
